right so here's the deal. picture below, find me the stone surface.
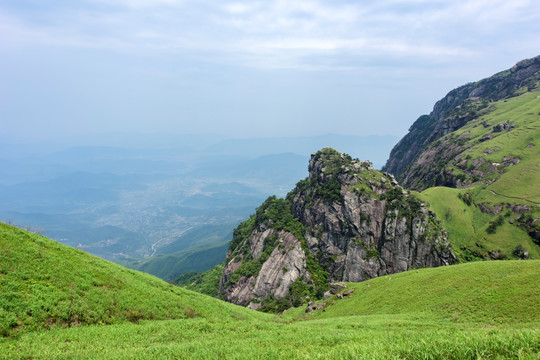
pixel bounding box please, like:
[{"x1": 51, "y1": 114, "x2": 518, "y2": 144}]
[{"x1": 219, "y1": 149, "x2": 457, "y2": 306}]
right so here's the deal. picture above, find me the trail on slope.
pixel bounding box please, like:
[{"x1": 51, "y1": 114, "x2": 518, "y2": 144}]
[{"x1": 486, "y1": 189, "x2": 540, "y2": 205}]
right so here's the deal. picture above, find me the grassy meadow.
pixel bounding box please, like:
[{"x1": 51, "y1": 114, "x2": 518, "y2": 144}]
[
  {"x1": 1, "y1": 223, "x2": 539, "y2": 358},
  {"x1": 0, "y1": 222, "x2": 263, "y2": 338}
]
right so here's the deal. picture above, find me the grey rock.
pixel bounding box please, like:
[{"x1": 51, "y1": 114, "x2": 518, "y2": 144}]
[
  {"x1": 329, "y1": 282, "x2": 347, "y2": 294},
  {"x1": 493, "y1": 122, "x2": 512, "y2": 132},
  {"x1": 305, "y1": 301, "x2": 326, "y2": 313},
  {"x1": 219, "y1": 149, "x2": 457, "y2": 307}
]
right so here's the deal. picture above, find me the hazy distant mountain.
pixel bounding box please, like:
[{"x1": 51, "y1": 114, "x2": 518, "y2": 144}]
[{"x1": 0, "y1": 133, "x2": 397, "y2": 275}]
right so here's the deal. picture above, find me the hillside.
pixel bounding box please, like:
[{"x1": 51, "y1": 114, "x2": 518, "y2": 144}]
[
  {"x1": 374, "y1": 56, "x2": 540, "y2": 262},
  {"x1": 290, "y1": 260, "x2": 540, "y2": 324},
  {"x1": 410, "y1": 83, "x2": 540, "y2": 260},
  {"x1": 383, "y1": 55, "x2": 540, "y2": 182},
  {"x1": 0, "y1": 222, "x2": 264, "y2": 338},
  {"x1": 2, "y1": 259, "x2": 538, "y2": 359}
]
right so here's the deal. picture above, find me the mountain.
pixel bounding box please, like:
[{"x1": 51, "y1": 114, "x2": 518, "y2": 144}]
[
  {"x1": 0, "y1": 134, "x2": 396, "y2": 281},
  {"x1": 379, "y1": 56, "x2": 540, "y2": 261},
  {"x1": 212, "y1": 57, "x2": 540, "y2": 310},
  {"x1": 383, "y1": 55, "x2": 540, "y2": 188},
  {"x1": 205, "y1": 134, "x2": 398, "y2": 169},
  {"x1": 218, "y1": 148, "x2": 456, "y2": 309}
]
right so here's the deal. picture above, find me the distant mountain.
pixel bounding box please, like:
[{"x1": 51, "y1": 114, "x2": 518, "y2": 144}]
[
  {"x1": 206, "y1": 134, "x2": 397, "y2": 168},
  {"x1": 0, "y1": 134, "x2": 395, "y2": 276}
]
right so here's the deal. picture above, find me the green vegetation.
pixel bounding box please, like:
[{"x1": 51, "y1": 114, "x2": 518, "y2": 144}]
[
  {"x1": 413, "y1": 89, "x2": 540, "y2": 261},
  {"x1": 0, "y1": 223, "x2": 259, "y2": 338},
  {"x1": 418, "y1": 186, "x2": 539, "y2": 261},
  {"x1": 2, "y1": 244, "x2": 538, "y2": 359},
  {"x1": 174, "y1": 263, "x2": 224, "y2": 297},
  {"x1": 314, "y1": 148, "x2": 353, "y2": 176},
  {"x1": 295, "y1": 260, "x2": 539, "y2": 324}
]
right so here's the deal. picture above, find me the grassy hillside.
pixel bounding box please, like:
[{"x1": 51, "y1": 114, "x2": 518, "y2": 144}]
[
  {"x1": 0, "y1": 222, "x2": 265, "y2": 338},
  {"x1": 2, "y1": 259, "x2": 538, "y2": 359},
  {"x1": 290, "y1": 260, "x2": 540, "y2": 324},
  {"x1": 414, "y1": 90, "x2": 540, "y2": 260}
]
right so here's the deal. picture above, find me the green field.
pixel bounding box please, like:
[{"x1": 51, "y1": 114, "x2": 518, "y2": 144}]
[{"x1": 1, "y1": 223, "x2": 539, "y2": 359}]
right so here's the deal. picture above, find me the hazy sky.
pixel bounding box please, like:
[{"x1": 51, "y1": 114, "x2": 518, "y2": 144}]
[{"x1": 1, "y1": 0, "x2": 539, "y2": 140}]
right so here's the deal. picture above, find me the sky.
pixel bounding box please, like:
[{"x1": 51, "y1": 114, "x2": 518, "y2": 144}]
[{"x1": 1, "y1": 0, "x2": 540, "y2": 141}]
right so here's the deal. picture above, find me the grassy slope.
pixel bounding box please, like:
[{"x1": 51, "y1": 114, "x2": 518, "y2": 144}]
[
  {"x1": 291, "y1": 260, "x2": 540, "y2": 324},
  {"x1": 0, "y1": 222, "x2": 266, "y2": 338},
  {"x1": 2, "y1": 252, "x2": 538, "y2": 358},
  {"x1": 417, "y1": 90, "x2": 540, "y2": 260}
]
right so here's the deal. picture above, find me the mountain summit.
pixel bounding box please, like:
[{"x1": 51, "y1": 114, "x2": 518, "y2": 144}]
[{"x1": 218, "y1": 148, "x2": 456, "y2": 309}]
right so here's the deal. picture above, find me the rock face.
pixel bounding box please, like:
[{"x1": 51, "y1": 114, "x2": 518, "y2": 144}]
[
  {"x1": 383, "y1": 55, "x2": 540, "y2": 187},
  {"x1": 218, "y1": 149, "x2": 457, "y2": 309}
]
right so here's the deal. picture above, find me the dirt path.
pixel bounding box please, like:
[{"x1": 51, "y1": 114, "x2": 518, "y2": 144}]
[{"x1": 486, "y1": 189, "x2": 540, "y2": 205}]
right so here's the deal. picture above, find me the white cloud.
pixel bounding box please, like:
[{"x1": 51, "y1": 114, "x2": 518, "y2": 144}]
[{"x1": 1, "y1": 0, "x2": 539, "y2": 71}]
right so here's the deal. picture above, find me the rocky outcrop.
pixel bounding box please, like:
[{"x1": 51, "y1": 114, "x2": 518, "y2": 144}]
[
  {"x1": 218, "y1": 149, "x2": 457, "y2": 309},
  {"x1": 383, "y1": 55, "x2": 540, "y2": 184},
  {"x1": 289, "y1": 149, "x2": 456, "y2": 282}
]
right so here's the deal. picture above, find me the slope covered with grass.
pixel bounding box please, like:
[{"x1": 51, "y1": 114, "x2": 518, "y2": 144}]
[
  {"x1": 2, "y1": 260, "x2": 539, "y2": 359},
  {"x1": 0, "y1": 222, "x2": 265, "y2": 337},
  {"x1": 412, "y1": 90, "x2": 540, "y2": 260},
  {"x1": 294, "y1": 260, "x2": 540, "y2": 324}
]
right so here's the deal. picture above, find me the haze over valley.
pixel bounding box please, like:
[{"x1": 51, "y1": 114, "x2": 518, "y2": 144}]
[{"x1": 0, "y1": 133, "x2": 396, "y2": 278}]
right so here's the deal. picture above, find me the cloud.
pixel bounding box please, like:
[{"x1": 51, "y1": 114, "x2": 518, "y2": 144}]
[{"x1": 1, "y1": 0, "x2": 539, "y2": 71}]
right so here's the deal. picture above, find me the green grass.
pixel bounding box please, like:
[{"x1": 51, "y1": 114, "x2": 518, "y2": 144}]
[
  {"x1": 414, "y1": 90, "x2": 540, "y2": 260},
  {"x1": 0, "y1": 222, "x2": 265, "y2": 338},
  {"x1": 416, "y1": 187, "x2": 475, "y2": 253},
  {"x1": 1, "y1": 258, "x2": 538, "y2": 359},
  {"x1": 419, "y1": 185, "x2": 539, "y2": 260},
  {"x1": 293, "y1": 260, "x2": 539, "y2": 325},
  {"x1": 448, "y1": 89, "x2": 540, "y2": 202},
  {"x1": 2, "y1": 315, "x2": 538, "y2": 359}
]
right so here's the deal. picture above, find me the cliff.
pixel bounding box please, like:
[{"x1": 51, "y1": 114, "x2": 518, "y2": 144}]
[{"x1": 218, "y1": 149, "x2": 456, "y2": 309}]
